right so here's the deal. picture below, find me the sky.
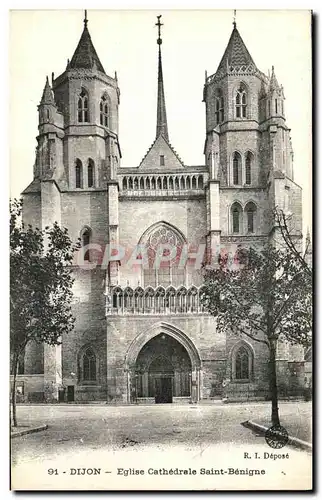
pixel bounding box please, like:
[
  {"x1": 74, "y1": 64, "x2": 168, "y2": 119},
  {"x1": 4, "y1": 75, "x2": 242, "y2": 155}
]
[{"x1": 9, "y1": 9, "x2": 312, "y2": 232}]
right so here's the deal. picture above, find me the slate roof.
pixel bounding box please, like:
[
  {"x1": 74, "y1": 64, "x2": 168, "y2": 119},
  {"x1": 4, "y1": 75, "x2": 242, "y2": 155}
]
[
  {"x1": 215, "y1": 25, "x2": 257, "y2": 74},
  {"x1": 69, "y1": 24, "x2": 106, "y2": 74}
]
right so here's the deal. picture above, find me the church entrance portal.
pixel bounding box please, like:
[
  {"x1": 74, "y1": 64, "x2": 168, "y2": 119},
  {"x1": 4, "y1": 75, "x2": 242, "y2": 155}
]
[{"x1": 134, "y1": 333, "x2": 192, "y2": 403}]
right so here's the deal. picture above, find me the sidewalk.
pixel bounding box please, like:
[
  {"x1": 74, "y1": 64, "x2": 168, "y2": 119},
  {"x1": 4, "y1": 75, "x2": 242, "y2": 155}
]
[{"x1": 11, "y1": 424, "x2": 48, "y2": 438}]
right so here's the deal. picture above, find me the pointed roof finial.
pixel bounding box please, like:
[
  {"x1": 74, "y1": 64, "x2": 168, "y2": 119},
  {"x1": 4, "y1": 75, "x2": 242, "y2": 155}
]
[
  {"x1": 156, "y1": 14, "x2": 163, "y2": 45},
  {"x1": 40, "y1": 76, "x2": 55, "y2": 106},
  {"x1": 69, "y1": 10, "x2": 106, "y2": 74},
  {"x1": 233, "y1": 9, "x2": 237, "y2": 29},
  {"x1": 269, "y1": 65, "x2": 279, "y2": 92}
]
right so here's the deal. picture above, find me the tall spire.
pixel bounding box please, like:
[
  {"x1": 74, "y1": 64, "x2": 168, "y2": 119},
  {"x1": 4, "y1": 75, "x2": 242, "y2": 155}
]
[{"x1": 155, "y1": 15, "x2": 169, "y2": 141}]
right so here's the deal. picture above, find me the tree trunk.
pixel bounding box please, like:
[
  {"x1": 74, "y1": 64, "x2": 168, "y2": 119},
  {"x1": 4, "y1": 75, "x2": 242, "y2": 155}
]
[
  {"x1": 268, "y1": 339, "x2": 280, "y2": 426},
  {"x1": 11, "y1": 354, "x2": 19, "y2": 428}
]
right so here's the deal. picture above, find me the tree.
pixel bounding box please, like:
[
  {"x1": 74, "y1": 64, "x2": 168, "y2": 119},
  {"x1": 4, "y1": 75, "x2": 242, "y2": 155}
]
[
  {"x1": 201, "y1": 244, "x2": 312, "y2": 426},
  {"x1": 273, "y1": 207, "x2": 312, "y2": 279},
  {"x1": 10, "y1": 199, "x2": 78, "y2": 427}
]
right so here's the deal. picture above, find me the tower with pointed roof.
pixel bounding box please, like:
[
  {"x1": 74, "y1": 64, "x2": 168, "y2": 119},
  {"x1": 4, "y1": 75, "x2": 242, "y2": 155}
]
[
  {"x1": 203, "y1": 19, "x2": 299, "y2": 264},
  {"x1": 19, "y1": 12, "x2": 305, "y2": 405}
]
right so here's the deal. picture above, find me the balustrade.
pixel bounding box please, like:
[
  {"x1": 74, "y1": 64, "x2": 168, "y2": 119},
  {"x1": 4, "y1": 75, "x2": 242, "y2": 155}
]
[
  {"x1": 106, "y1": 285, "x2": 207, "y2": 315},
  {"x1": 120, "y1": 174, "x2": 204, "y2": 194}
]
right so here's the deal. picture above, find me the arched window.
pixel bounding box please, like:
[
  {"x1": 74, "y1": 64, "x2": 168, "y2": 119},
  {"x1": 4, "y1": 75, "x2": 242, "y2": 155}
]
[
  {"x1": 75, "y1": 159, "x2": 83, "y2": 188},
  {"x1": 232, "y1": 152, "x2": 242, "y2": 185},
  {"x1": 235, "y1": 84, "x2": 247, "y2": 118},
  {"x1": 235, "y1": 347, "x2": 250, "y2": 379},
  {"x1": 140, "y1": 223, "x2": 186, "y2": 288},
  {"x1": 231, "y1": 202, "x2": 242, "y2": 234},
  {"x1": 245, "y1": 202, "x2": 256, "y2": 234},
  {"x1": 245, "y1": 151, "x2": 253, "y2": 185},
  {"x1": 214, "y1": 88, "x2": 224, "y2": 125},
  {"x1": 232, "y1": 344, "x2": 253, "y2": 381},
  {"x1": 81, "y1": 227, "x2": 91, "y2": 262},
  {"x1": 82, "y1": 347, "x2": 96, "y2": 381},
  {"x1": 87, "y1": 159, "x2": 94, "y2": 188},
  {"x1": 100, "y1": 95, "x2": 109, "y2": 127},
  {"x1": 78, "y1": 89, "x2": 89, "y2": 123}
]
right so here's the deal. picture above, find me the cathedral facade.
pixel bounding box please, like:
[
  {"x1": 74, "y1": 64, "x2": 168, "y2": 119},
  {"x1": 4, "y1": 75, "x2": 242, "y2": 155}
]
[{"x1": 19, "y1": 13, "x2": 305, "y2": 404}]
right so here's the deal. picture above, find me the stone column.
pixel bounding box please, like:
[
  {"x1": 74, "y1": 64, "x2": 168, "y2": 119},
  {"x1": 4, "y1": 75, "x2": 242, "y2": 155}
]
[
  {"x1": 142, "y1": 372, "x2": 149, "y2": 397},
  {"x1": 44, "y1": 343, "x2": 62, "y2": 402},
  {"x1": 174, "y1": 370, "x2": 181, "y2": 397},
  {"x1": 191, "y1": 368, "x2": 198, "y2": 403},
  {"x1": 206, "y1": 180, "x2": 221, "y2": 265},
  {"x1": 41, "y1": 180, "x2": 62, "y2": 402}
]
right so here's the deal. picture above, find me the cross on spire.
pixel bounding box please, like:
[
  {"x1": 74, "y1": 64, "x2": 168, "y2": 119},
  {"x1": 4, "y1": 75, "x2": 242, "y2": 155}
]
[
  {"x1": 156, "y1": 14, "x2": 163, "y2": 45},
  {"x1": 84, "y1": 9, "x2": 88, "y2": 28},
  {"x1": 233, "y1": 9, "x2": 237, "y2": 29}
]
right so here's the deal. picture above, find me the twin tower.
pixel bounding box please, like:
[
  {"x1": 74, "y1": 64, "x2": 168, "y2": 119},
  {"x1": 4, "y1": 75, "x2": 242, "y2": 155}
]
[
  {"x1": 21, "y1": 12, "x2": 303, "y2": 404},
  {"x1": 24, "y1": 11, "x2": 300, "y2": 267}
]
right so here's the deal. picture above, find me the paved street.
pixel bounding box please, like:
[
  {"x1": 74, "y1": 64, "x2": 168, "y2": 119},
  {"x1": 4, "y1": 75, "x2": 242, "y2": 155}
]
[{"x1": 11, "y1": 402, "x2": 312, "y2": 491}]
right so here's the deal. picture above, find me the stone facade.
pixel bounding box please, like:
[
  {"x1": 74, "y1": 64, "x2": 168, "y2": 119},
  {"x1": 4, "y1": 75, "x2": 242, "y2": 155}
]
[{"x1": 18, "y1": 15, "x2": 305, "y2": 404}]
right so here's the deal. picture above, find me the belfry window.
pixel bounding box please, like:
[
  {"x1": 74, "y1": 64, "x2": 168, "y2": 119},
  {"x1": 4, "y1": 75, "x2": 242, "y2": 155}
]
[
  {"x1": 160, "y1": 155, "x2": 165, "y2": 166},
  {"x1": 231, "y1": 203, "x2": 242, "y2": 234},
  {"x1": 214, "y1": 89, "x2": 224, "y2": 125},
  {"x1": 75, "y1": 159, "x2": 83, "y2": 188},
  {"x1": 232, "y1": 208, "x2": 240, "y2": 233},
  {"x1": 235, "y1": 85, "x2": 247, "y2": 118},
  {"x1": 245, "y1": 202, "x2": 256, "y2": 234},
  {"x1": 78, "y1": 89, "x2": 89, "y2": 123},
  {"x1": 82, "y1": 348, "x2": 96, "y2": 381},
  {"x1": 100, "y1": 95, "x2": 109, "y2": 127},
  {"x1": 245, "y1": 152, "x2": 253, "y2": 185},
  {"x1": 88, "y1": 159, "x2": 94, "y2": 188},
  {"x1": 232, "y1": 152, "x2": 242, "y2": 185}
]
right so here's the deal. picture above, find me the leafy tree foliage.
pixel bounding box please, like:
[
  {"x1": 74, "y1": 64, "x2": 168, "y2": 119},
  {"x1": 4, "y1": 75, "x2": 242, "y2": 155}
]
[
  {"x1": 202, "y1": 244, "x2": 312, "y2": 426},
  {"x1": 10, "y1": 199, "x2": 78, "y2": 426}
]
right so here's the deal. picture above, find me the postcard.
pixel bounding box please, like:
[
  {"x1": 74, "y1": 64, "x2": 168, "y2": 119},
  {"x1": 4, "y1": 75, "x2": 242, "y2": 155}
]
[{"x1": 10, "y1": 9, "x2": 312, "y2": 491}]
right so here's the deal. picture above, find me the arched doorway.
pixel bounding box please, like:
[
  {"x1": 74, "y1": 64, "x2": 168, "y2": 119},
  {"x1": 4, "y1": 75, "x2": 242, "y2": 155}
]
[
  {"x1": 125, "y1": 322, "x2": 201, "y2": 404},
  {"x1": 135, "y1": 334, "x2": 192, "y2": 403}
]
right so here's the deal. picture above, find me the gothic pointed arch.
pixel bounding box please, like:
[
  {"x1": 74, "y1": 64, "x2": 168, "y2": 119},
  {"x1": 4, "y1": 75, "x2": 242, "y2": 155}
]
[
  {"x1": 80, "y1": 225, "x2": 92, "y2": 261},
  {"x1": 87, "y1": 158, "x2": 95, "y2": 188},
  {"x1": 231, "y1": 201, "x2": 243, "y2": 234},
  {"x1": 245, "y1": 150, "x2": 254, "y2": 185},
  {"x1": 244, "y1": 201, "x2": 257, "y2": 234},
  {"x1": 78, "y1": 87, "x2": 89, "y2": 123},
  {"x1": 75, "y1": 158, "x2": 83, "y2": 188},
  {"x1": 138, "y1": 222, "x2": 186, "y2": 288},
  {"x1": 214, "y1": 87, "x2": 224, "y2": 125},
  {"x1": 78, "y1": 344, "x2": 98, "y2": 383},
  {"x1": 230, "y1": 340, "x2": 254, "y2": 382},
  {"x1": 125, "y1": 321, "x2": 201, "y2": 371},
  {"x1": 232, "y1": 151, "x2": 242, "y2": 185},
  {"x1": 235, "y1": 82, "x2": 248, "y2": 119},
  {"x1": 99, "y1": 93, "x2": 110, "y2": 127}
]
